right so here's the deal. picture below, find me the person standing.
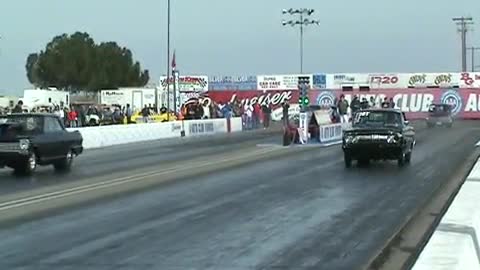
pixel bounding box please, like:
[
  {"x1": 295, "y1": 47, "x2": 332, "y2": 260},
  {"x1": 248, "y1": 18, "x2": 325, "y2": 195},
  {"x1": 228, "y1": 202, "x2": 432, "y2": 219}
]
[
  {"x1": 12, "y1": 101, "x2": 23, "y2": 113},
  {"x1": 337, "y1": 95, "x2": 349, "y2": 123},
  {"x1": 261, "y1": 103, "x2": 272, "y2": 129},
  {"x1": 125, "y1": 104, "x2": 133, "y2": 124},
  {"x1": 282, "y1": 101, "x2": 290, "y2": 126}
]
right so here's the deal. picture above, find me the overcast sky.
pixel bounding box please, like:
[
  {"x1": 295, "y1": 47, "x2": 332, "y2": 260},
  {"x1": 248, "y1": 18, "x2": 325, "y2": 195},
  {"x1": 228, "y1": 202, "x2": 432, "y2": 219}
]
[{"x1": 0, "y1": 0, "x2": 479, "y2": 95}]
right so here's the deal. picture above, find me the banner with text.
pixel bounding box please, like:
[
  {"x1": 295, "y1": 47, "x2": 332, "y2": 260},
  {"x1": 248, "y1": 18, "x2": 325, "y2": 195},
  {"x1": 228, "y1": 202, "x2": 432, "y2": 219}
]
[
  {"x1": 311, "y1": 88, "x2": 480, "y2": 119},
  {"x1": 208, "y1": 75, "x2": 257, "y2": 90},
  {"x1": 326, "y1": 73, "x2": 370, "y2": 89},
  {"x1": 257, "y1": 74, "x2": 313, "y2": 90},
  {"x1": 159, "y1": 75, "x2": 209, "y2": 92}
]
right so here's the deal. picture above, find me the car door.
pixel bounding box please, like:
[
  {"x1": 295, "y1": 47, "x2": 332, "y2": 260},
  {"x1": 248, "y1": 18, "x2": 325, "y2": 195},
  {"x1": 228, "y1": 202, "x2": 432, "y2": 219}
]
[{"x1": 42, "y1": 116, "x2": 66, "y2": 158}]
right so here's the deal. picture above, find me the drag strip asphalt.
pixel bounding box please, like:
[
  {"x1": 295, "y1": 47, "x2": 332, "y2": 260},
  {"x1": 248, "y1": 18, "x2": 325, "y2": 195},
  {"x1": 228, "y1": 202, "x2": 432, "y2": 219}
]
[
  {"x1": 0, "y1": 127, "x2": 282, "y2": 195},
  {"x1": 0, "y1": 121, "x2": 478, "y2": 270}
]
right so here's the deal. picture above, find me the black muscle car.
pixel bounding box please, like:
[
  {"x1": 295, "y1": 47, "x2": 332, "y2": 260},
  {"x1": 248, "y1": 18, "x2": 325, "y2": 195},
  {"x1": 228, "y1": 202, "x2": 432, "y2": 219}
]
[
  {"x1": 426, "y1": 103, "x2": 453, "y2": 128},
  {"x1": 0, "y1": 113, "x2": 83, "y2": 175},
  {"x1": 342, "y1": 109, "x2": 415, "y2": 168}
]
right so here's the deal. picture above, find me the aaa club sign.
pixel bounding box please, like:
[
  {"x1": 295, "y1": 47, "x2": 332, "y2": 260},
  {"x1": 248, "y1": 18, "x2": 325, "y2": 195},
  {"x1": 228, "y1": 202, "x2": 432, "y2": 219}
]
[{"x1": 310, "y1": 88, "x2": 480, "y2": 119}]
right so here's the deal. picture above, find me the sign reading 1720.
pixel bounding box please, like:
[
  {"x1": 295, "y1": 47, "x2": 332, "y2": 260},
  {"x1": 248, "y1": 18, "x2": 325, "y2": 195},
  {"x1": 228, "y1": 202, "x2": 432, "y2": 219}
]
[{"x1": 370, "y1": 76, "x2": 399, "y2": 84}]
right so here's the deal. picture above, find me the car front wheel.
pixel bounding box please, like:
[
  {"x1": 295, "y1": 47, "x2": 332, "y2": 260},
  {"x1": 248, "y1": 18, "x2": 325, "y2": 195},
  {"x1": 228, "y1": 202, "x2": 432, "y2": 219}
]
[
  {"x1": 344, "y1": 153, "x2": 352, "y2": 168},
  {"x1": 14, "y1": 152, "x2": 37, "y2": 175},
  {"x1": 398, "y1": 152, "x2": 408, "y2": 167}
]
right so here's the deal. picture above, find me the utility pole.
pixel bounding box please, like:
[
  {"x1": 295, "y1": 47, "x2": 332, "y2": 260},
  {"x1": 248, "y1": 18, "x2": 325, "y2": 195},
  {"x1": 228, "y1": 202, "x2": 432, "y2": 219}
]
[
  {"x1": 282, "y1": 9, "x2": 319, "y2": 74},
  {"x1": 467, "y1": 47, "x2": 480, "y2": 72},
  {"x1": 453, "y1": 16, "x2": 474, "y2": 72}
]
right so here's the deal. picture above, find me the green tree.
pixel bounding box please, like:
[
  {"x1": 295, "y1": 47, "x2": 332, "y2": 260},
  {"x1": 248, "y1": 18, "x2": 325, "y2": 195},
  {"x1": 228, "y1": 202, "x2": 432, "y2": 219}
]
[{"x1": 25, "y1": 32, "x2": 150, "y2": 91}]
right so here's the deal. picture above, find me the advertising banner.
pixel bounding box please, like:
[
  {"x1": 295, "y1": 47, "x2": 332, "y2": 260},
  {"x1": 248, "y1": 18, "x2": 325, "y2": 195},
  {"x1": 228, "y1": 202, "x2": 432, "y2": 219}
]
[
  {"x1": 326, "y1": 73, "x2": 370, "y2": 89},
  {"x1": 159, "y1": 75, "x2": 209, "y2": 92},
  {"x1": 404, "y1": 73, "x2": 459, "y2": 88},
  {"x1": 458, "y1": 72, "x2": 480, "y2": 88},
  {"x1": 368, "y1": 73, "x2": 403, "y2": 88},
  {"x1": 310, "y1": 88, "x2": 480, "y2": 119},
  {"x1": 208, "y1": 75, "x2": 257, "y2": 90},
  {"x1": 100, "y1": 90, "x2": 126, "y2": 105},
  {"x1": 257, "y1": 74, "x2": 313, "y2": 90},
  {"x1": 205, "y1": 90, "x2": 298, "y2": 108},
  {"x1": 312, "y1": 74, "x2": 327, "y2": 89}
]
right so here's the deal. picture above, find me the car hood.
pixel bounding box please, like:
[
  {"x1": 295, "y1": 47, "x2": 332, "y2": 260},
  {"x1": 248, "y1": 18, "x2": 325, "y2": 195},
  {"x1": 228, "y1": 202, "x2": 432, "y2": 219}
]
[{"x1": 344, "y1": 126, "x2": 402, "y2": 135}]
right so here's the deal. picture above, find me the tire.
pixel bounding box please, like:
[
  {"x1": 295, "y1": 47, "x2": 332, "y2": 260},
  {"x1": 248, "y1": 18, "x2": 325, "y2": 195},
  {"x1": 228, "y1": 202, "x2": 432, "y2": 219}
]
[
  {"x1": 405, "y1": 152, "x2": 412, "y2": 163},
  {"x1": 398, "y1": 152, "x2": 407, "y2": 167},
  {"x1": 14, "y1": 152, "x2": 37, "y2": 175},
  {"x1": 54, "y1": 149, "x2": 74, "y2": 172},
  {"x1": 344, "y1": 153, "x2": 352, "y2": 168},
  {"x1": 89, "y1": 119, "x2": 97, "y2": 126},
  {"x1": 447, "y1": 123, "x2": 453, "y2": 128}
]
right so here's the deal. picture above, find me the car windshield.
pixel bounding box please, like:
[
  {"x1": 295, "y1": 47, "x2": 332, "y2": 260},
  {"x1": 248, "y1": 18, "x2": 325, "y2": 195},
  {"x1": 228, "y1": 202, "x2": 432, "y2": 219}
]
[
  {"x1": 353, "y1": 111, "x2": 402, "y2": 127},
  {"x1": 428, "y1": 104, "x2": 450, "y2": 114},
  {"x1": 0, "y1": 115, "x2": 43, "y2": 136}
]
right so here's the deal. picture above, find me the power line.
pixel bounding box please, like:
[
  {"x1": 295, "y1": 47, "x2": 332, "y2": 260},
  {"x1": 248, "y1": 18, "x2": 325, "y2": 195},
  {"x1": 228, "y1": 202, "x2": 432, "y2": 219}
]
[
  {"x1": 453, "y1": 16, "x2": 474, "y2": 72},
  {"x1": 282, "y1": 9, "x2": 319, "y2": 74},
  {"x1": 467, "y1": 46, "x2": 480, "y2": 72}
]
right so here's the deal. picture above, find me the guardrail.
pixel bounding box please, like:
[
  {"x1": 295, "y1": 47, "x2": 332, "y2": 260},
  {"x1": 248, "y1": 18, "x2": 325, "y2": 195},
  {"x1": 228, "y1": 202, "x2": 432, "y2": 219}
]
[
  {"x1": 68, "y1": 117, "x2": 243, "y2": 149},
  {"x1": 412, "y1": 157, "x2": 480, "y2": 270}
]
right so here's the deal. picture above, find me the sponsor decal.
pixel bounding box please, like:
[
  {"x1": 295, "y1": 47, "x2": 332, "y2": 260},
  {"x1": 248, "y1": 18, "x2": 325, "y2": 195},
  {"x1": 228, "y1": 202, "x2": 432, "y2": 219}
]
[
  {"x1": 441, "y1": 89, "x2": 462, "y2": 115},
  {"x1": 369, "y1": 75, "x2": 399, "y2": 85},
  {"x1": 312, "y1": 74, "x2": 327, "y2": 89},
  {"x1": 204, "y1": 90, "x2": 295, "y2": 107},
  {"x1": 171, "y1": 123, "x2": 182, "y2": 132},
  {"x1": 408, "y1": 74, "x2": 427, "y2": 86},
  {"x1": 316, "y1": 91, "x2": 336, "y2": 108},
  {"x1": 208, "y1": 75, "x2": 257, "y2": 90},
  {"x1": 434, "y1": 74, "x2": 452, "y2": 86},
  {"x1": 257, "y1": 74, "x2": 313, "y2": 90},
  {"x1": 189, "y1": 122, "x2": 215, "y2": 135},
  {"x1": 160, "y1": 75, "x2": 209, "y2": 92}
]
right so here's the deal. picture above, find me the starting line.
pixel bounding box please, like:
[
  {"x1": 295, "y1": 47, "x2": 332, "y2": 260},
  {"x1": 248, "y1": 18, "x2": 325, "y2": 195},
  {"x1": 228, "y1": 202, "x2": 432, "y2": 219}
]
[{"x1": 256, "y1": 141, "x2": 342, "y2": 148}]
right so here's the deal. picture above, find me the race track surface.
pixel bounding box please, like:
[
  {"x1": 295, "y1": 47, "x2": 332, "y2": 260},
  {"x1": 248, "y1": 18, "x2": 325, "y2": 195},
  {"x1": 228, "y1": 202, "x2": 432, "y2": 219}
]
[
  {"x1": 0, "y1": 128, "x2": 280, "y2": 195},
  {"x1": 1, "y1": 121, "x2": 479, "y2": 270}
]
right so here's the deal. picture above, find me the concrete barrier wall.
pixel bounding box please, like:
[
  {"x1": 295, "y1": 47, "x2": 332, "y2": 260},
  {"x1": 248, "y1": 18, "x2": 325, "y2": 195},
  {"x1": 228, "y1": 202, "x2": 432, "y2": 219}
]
[
  {"x1": 412, "y1": 159, "x2": 480, "y2": 270},
  {"x1": 68, "y1": 117, "x2": 243, "y2": 149}
]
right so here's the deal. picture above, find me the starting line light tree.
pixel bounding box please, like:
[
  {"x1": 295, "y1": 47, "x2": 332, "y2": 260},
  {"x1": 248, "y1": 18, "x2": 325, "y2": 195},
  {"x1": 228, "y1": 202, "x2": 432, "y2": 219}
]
[{"x1": 298, "y1": 76, "x2": 310, "y2": 112}]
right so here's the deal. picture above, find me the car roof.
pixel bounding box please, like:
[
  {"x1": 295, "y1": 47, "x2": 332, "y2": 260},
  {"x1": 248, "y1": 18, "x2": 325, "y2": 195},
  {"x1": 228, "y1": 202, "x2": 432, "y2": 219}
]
[{"x1": 358, "y1": 108, "x2": 402, "y2": 113}]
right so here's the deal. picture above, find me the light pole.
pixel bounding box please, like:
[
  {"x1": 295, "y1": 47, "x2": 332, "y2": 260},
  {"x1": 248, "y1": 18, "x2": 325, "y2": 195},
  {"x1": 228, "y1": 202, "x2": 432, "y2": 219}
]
[
  {"x1": 166, "y1": 0, "x2": 171, "y2": 119},
  {"x1": 452, "y1": 16, "x2": 474, "y2": 72},
  {"x1": 282, "y1": 8, "x2": 319, "y2": 74}
]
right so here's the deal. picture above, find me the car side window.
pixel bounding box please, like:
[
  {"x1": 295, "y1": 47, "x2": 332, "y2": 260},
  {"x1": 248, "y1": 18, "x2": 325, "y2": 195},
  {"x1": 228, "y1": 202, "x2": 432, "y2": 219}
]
[{"x1": 44, "y1": 117, "x2": 64, "y2": 133}]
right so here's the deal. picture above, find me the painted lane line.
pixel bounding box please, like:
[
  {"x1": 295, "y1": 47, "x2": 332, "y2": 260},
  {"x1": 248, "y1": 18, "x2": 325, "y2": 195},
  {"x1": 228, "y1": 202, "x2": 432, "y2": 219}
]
[{"x1": 0, "y1": 147, "x2": 282, "y2": 212}]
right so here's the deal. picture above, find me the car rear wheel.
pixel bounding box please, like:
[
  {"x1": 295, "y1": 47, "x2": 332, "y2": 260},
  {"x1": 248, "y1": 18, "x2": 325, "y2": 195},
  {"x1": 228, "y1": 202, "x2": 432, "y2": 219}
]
[
  {"x1": 54, "y1": 149, "x2": 74, "y2": 172},
  {"x1": 344, "y1": 153, "x2": 352, "y2": 168},
  {"x1": 14, "y1": 152, "x2": 37, "y2": 175}
]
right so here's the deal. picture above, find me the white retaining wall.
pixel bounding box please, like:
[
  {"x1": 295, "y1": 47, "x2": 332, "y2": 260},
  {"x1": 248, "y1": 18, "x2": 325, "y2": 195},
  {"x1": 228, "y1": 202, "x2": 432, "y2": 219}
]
[
  {"x1": 68, "y1": 117, "x2": 243, "y2": 149},
  {"x1": 412, "y1": 158, "x2": 480, "y2": 270}
]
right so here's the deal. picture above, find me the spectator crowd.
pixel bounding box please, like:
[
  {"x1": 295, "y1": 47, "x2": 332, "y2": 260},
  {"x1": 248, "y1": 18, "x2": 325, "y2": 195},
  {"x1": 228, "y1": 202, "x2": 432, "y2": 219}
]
[
  {"x1": 0, "y1": 98, "x2": 277, "y2": 130},
  {"x1": 330, "y1": 95, "x2": 396, "y2": 123}
]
